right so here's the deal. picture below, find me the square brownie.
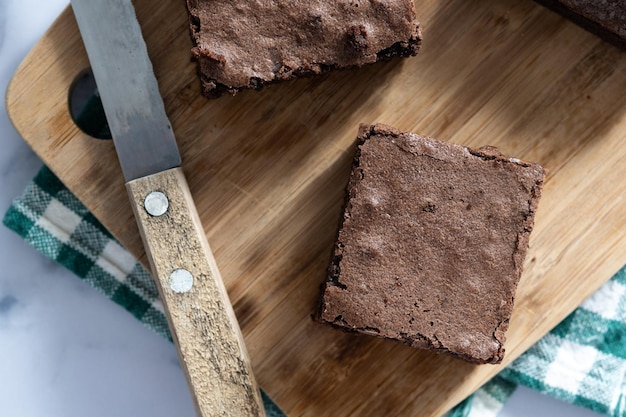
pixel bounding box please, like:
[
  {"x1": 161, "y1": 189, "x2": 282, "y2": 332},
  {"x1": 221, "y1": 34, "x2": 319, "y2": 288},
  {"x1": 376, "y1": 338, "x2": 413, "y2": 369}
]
[
  {"x1": 185, "y1": 0, "x2": 422, "y2": 98},
  {"x1": 534, "y1": 0, "x2": 625, "y2": 50},
  {"x1": 318, "y1": 124, "x2": 546, "y2": 364}
]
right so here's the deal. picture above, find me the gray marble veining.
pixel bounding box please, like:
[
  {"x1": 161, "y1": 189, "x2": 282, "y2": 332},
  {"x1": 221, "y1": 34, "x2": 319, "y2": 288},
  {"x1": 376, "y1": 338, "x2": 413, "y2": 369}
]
[{"x1": 0, "y1": 294, "x2": 18, "y2": 314}]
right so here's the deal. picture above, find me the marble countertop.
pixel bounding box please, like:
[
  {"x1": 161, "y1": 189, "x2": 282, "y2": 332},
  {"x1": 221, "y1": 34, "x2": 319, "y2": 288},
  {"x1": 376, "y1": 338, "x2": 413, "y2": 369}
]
[{"x1": 0, "y1": 1, "x2": 603, "y2": 416}]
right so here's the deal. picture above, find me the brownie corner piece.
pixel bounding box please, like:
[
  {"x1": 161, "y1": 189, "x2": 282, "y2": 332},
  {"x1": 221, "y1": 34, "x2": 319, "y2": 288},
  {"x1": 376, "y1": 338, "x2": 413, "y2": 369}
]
[
  {"x1": 534, "y1": 0, "x2": 626, "y2": 50},
  {"x1": 318, "y1": 123, "x2": 546, "y2": 364},
  {"x1": 185, "y1": 1, "x2": 422, "y2": 98}
]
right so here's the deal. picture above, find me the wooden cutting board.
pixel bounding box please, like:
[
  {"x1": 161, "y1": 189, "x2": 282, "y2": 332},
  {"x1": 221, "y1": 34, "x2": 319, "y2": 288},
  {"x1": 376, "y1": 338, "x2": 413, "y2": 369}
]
[{"x1": 6, "y1": 0, "x2": 626, "y2": 415}]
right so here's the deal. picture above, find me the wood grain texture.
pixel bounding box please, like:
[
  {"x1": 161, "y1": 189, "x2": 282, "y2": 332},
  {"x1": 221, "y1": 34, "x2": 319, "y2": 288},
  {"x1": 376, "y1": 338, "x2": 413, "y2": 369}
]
[
  {"x1": 5, "y1": 0, "x2": 626, "y2": 415},
  {"x1": 126, "y1": 167, "x2": 265, "y2": 417}
]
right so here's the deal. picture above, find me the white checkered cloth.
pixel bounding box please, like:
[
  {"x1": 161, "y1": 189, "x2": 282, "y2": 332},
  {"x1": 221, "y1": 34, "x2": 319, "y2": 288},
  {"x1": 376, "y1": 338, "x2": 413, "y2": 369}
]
[{"x1": 5, "y1": 166, "x2": 626, "y2": 417}]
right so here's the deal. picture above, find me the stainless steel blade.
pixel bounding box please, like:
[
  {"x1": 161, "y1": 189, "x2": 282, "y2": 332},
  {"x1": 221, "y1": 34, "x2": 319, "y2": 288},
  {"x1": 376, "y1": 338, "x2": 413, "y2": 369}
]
[{"x1": 70, "y1": 0, "x2": 181, "y2": 181}]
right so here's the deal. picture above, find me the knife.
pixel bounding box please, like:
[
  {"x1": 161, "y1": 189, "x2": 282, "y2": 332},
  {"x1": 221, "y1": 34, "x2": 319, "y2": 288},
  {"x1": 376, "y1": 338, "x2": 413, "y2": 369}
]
[{"x1": 69, "y1": 0, "x2": 265, "y2": 415}]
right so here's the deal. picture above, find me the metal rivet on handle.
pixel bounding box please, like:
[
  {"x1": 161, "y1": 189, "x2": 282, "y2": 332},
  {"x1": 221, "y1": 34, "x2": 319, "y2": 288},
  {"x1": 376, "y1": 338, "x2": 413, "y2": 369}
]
[
  {"x1": 169, "y1": 269, "x2": 194, "y2": 293},
  {"x1": 144, "y1": 191, "x2": 169, "y2": 216}
]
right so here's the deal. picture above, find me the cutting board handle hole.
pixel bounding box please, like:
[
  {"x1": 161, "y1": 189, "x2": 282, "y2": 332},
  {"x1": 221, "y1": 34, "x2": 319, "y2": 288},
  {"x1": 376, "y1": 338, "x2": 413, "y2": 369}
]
[{"x1": 68, "y1": 68, "x2": 112, "y2": 140}]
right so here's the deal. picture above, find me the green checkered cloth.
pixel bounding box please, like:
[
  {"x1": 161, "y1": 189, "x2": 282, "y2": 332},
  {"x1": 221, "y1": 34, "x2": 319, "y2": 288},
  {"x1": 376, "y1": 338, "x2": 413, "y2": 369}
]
[{"x1": 4, "y1": 165, "x2": 626, "y2": 417}]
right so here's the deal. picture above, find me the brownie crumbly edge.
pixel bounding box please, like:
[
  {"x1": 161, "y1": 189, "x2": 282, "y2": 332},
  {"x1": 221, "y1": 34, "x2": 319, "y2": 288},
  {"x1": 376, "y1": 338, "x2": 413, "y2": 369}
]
[
  {"x1": 317, "y1": 124, "x2": 546, "y2": 364},
  {"x1": 534, "y1": 0, "x2": 626, "y2": 50},
  {"x1": 191, "y1": 34, "x2": 421, "y2": 99}
]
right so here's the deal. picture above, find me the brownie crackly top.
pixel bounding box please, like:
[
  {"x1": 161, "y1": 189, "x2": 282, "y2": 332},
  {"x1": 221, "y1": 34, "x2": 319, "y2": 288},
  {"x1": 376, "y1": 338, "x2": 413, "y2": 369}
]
[
  {"x1": 318, "y1": 124, "x2": 546, "y2": 364},
  {"x1": 186, "y1": 0, "x2": 421, "y2": 97}
]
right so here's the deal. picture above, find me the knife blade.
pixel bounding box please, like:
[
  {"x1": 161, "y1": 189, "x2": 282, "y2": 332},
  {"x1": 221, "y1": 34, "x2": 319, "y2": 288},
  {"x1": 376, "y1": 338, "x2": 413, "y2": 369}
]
[{"x1": 69, "y1": 0, "x2": 265, "y2": 415}]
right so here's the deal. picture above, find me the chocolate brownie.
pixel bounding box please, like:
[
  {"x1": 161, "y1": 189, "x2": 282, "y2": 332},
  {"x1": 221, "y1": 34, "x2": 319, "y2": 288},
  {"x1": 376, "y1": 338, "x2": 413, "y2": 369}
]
[
  {"x1": 185, "y1": 0, "x2": 422, "y2": 98},
  {"x1": 318, "y1": 124, "x2": 546, "y2": 364},
  {"x1": 534, "y1": 0, "x2": 625, "y2": 50}
]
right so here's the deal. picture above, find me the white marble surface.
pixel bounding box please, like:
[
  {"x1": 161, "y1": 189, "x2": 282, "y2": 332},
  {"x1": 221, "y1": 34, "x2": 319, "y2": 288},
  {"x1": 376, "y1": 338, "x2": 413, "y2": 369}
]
[{"x1": 0, "y1": 1, "x2": 604, "y2": 416}]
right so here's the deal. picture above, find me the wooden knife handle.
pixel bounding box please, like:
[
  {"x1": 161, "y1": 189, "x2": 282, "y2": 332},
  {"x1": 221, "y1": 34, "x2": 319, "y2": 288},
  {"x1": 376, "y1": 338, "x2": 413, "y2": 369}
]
[{"x1": 126, "y1": 167, "x2": 265, "y2": 417}]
